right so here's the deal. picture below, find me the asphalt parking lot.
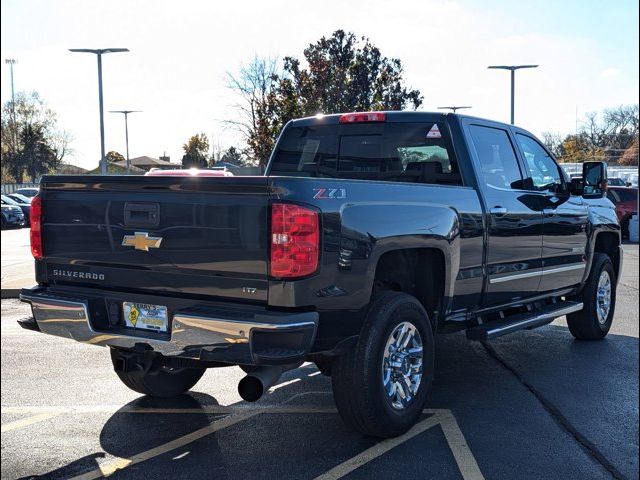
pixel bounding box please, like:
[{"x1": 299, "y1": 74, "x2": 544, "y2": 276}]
[{"x1": 1, "y1": 245, "x2": 638, "y2": 480}]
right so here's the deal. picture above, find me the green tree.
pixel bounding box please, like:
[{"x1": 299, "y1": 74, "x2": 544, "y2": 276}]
[
  {"x1": 0, "y1": 91, "x2": 70, "y2": 182},
  {"x1": 181, "y1": 133, "x2": 210, "y2": 168},
  {"x1": 219, "y1": 146, "x2": 245, "y2": 166},
  {"x1": 229, "y1": 30, "x2": 423, "y2": 167}
]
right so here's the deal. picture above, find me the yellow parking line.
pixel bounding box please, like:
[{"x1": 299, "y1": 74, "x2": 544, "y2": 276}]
[
  {"x1": 314, "y1": 414, "x2": 442, "y2": 480},
  {"x1": 69, "y1": 411, "x2": 259, "y2": 480},
  {"x1": 1, "y1": 412, "x2": 60, "y2": 433},
  {"x1": 438, "y1": 410, "x2": 485, "y2": 480}
]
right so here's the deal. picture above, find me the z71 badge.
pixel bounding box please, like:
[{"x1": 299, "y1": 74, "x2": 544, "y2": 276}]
[{"x1": 313, "y1": 187, "x2": 347, "y2": 199}]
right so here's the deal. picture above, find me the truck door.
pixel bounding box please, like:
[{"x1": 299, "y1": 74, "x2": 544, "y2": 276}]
[
  {"x1": 513, "y1": 133, "x2": 588, "y2": 292},
  {"x1": 466, "y1": 123, "x2": 544, "y2": 305}
]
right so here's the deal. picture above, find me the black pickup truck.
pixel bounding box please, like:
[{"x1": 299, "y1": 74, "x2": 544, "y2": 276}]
[{"x1": 19, "y1": 111, "x2": 622, "y2": 438}]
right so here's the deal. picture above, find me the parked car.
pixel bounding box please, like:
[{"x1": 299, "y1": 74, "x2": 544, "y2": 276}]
[
  {"x1": 1, "y1": 194, "x2": 30, "y2": 224},
  {"x1": 19, "y1": 111, "x2": 621, "y2": 438},
  {"x1": 14, "y1": 187, "x2": 39, "y2": 198},
  {"x1": 607, "y1": 177, "x2": 628, "y2": 187},
  {"x1": 144, "y1": 168, "x2": 234, "y2": 177},
  {"x1": 1, "y1": 203, "x2": 25, "y2": 229},
  {"x1": 606, "y1": 186, "x2": 638, "y2": 238},
  {"x1": 6, "y1": 192, "x2": 33, "y2": 204}
]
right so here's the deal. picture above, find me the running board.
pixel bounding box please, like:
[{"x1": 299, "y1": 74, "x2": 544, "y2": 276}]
[{"x1": 466, "y1": 301, "x2": 584, "y2": 341}]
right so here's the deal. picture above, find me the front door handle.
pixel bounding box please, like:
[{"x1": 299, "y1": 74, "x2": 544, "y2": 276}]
[
  {"x1": 490, "y1": 206, "x2": 508, "y2": 216},
  {"x1": 543, "y1": 208, "x2": 556, "y2": 217}
]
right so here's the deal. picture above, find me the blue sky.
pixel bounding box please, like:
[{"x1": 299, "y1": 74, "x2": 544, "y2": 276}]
[{"x1": 1, "y1": 0, "x2": 638, "y2": 169}]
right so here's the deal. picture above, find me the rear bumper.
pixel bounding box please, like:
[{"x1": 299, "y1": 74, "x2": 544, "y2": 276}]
[{"x1": 19, "y1": 286, "x2": 318, "y2": 366}]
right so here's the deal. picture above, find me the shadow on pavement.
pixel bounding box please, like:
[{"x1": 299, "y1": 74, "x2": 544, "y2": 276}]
[{"x1": 24, "y1": 325, "x2": 638, "y2": 480}]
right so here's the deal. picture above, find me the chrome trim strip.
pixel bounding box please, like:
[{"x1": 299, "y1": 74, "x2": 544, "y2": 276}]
[
  {"x1": 489, "y1": 269, "x2": 542, "y2": 284},
  {"x1": 543, "y1": 263, "x2": 586, "y2": 275},
  {"x1": 490, "y1": 263, "x2": 585, "y2": 284}
]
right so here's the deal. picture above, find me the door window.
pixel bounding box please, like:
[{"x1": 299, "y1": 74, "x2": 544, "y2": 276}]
[
  {"x1": 516, "y1": 134, "x2": 564, "y2": 193},
  {"x1": 469, "y1": 125, "x2": 523, "y2": 190}
]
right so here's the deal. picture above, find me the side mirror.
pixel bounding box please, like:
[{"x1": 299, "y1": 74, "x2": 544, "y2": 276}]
[
  {"x1": 582, "y1": 161, "x2": 607, "y2": 198},
  {"x1": 569, "y1": 177, "x2": 584, "y2": 196}
]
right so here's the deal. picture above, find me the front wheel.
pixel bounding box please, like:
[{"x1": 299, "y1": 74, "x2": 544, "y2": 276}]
[
  {"x1": 331, "y1": 291, "x2": 435, "y2": 438},
  {"x1": 567, "y1": 253, "x2": 616, "y2": 340},
  {"x1": 110, "y1": 349, "x2": 206, "y2": 397}
]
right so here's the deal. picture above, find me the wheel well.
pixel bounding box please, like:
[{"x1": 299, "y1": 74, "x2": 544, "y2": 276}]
[
  {"x1": 594, "y1": 232, "x2": 620, "y2": 279},
  {"x1": 372, "y1": 249, "x2": 445, "y2": 327}
]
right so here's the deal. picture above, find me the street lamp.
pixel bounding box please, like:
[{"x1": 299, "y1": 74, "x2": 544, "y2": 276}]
[
  {"x1": 488, "y1": 65, "x2": 538, "y2": 124},
  {"x1": 5, "y1": 59, "x2": 17, "y2": 148},
  {"x1": 69, "y1": 48, "x2": 129, "y2": 175},
  {"x1": 109, "y1": 110, "x2": 142, "y2": 174},
  {"x1": 5, "y1": 59, "x2": 16, "y2": 108},
  {"x1": 437, "y1": 106, "x2": 472, "y2": 113}
]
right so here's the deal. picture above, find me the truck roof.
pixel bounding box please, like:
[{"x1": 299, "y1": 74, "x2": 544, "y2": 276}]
[{"x1": 288, "y1": 110, "x2": 515, "y2": 130}]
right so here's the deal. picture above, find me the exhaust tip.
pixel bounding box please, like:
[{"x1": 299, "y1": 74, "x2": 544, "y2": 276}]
[{"x1": 238, "y1": 375, "x2": 265, "y2": 402}]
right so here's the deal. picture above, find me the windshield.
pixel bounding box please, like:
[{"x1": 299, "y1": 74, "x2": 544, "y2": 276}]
[{"x1": 269, "y1": 122, "x2": 462, "y2": 185}]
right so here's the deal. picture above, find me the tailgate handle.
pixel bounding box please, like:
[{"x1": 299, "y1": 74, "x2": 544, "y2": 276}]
[{"x1": 124, "y1": 203, "x2": 160, "y2": 227}]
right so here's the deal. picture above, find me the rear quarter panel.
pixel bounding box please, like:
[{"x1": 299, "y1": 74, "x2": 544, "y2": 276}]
[{"x1": 267, "y1": 177, "x2": 485, "y2": 317}]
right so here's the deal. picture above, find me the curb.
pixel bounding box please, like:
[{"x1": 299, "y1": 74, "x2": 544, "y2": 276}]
[{"x1": 1, "y1": 288, "x2": 21, "y2": 299}]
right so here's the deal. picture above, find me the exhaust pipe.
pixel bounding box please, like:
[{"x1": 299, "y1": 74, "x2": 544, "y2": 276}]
[{"x1": 238, "y1": 364, "x2": 298, "y2": 402}]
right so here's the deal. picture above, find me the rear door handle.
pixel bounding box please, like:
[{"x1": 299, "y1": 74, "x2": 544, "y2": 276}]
[
  {"x1": 543, "y1": 208, "x2": 556, "y2": 217},
  {"x1": 490, "y1": 206, "x2": 508, "y2": 216}
]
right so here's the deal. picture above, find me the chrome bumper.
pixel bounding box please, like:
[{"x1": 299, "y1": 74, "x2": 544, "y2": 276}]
[{"x1": 20, "y1": 288, "x2": 318, "y2": 365}]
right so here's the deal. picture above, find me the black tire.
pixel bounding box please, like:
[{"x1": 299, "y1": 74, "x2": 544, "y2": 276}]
[
  {"x1": 567, "y1": 253, "x2": 616, "y2": 340},
  {"x1": 331, "y1": 291, "x2": 435, "y2": 438},
  {"x1": 110, "y1": 350, "x2": 206, "y2": 397}
]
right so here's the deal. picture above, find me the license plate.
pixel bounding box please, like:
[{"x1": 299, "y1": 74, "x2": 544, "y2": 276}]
[{"x1": 123, "y1": 302, "x2": 168, "y2": 332}]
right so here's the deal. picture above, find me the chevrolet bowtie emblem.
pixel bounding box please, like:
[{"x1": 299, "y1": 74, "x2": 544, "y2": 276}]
[{"x1": 122, "y1": 232, "x2": 163, "y2": 251}]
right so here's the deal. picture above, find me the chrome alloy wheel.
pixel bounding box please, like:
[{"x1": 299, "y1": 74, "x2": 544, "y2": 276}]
[
  {"x1": 382, "y1": 321, "x2": 424, "y2": 410},
  {"x1": 596, "y1": 270, "x2": 612, "y2": 325}
]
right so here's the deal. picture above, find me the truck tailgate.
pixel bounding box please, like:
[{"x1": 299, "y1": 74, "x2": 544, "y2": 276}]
[{"x1": 39, "y1": 176, "x2": 271, "y2": 302}]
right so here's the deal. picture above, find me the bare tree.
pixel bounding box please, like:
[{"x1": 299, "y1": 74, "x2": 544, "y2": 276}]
[
  {"x1": 226, "y1": 56, "x2": 279, "y2": 143},
  {"x1": 541, "y1": 131, "x2": 563, "y2": 158}
]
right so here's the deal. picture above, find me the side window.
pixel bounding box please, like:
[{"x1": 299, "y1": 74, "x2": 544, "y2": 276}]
[
  {"x1": 516, "y1": 134, "x2": 564, "y2": 193},
  {"x1": 469, "y1": 125, "x2": 523, "y2": 190}
]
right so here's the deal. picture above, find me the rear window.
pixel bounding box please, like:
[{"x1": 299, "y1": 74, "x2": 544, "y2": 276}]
[{"x1": 268, "y1": 122, "x2": 462, "y2": 185}]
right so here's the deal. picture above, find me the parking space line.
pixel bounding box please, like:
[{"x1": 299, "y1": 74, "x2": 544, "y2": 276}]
[
  {"x1": 313, "y1": 414, "x2": 442, "y2": 480},
  {"x1": 3, "y1": 405, "x2": 481, "y2": 479},
  {"x1": 69, "y1": 411, "x2": 259, "y2": 480},
  {"x1": 438, "y1": 410, "x2": 485, "y2": 480},
  {"x1": 1, "y1": 412, "x2": 60, "y2": 433}
]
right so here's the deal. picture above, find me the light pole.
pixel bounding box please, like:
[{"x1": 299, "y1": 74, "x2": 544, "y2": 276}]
[
  {"x1": 5, "y1": 59, "x2": 16, "y2": 108},
  {"x1": 5, "y1": 59, "x2": 17, "y2": 148},
  {"x1": 109, "y1": 110, "x2": 141, "y2": 173},
  {"x1": 437, "y1": 106, "x2": 472, "y2": 113},
  {"x1": 488, "y1": 65, "x2": 538, "y2": 124},
  {"x1": 69, "y1": 48, "x2": 129, "y2": 175}
]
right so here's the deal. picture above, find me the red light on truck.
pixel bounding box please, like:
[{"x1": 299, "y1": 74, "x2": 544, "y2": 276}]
[
  {"x1": 30, "y1": 194, "x2": 43, "y2": 260},
  {"x1": 270, "y1": 203, "x2": 319, "y2": 278},
  {"x1": 338, "y1": 112, "x2": 386, "y2": 123}
]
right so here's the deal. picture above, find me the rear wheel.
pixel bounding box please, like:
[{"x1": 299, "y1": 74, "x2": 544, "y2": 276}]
[
  {"x1": 331, "y1": 291, "x2": 434, "y2": 438},
  {"x1": 567, "y1": 253, "x2": 616, "y2": 340},
  {"x1": 110, "y1": 349, "x2": 205, "y2": 397}
]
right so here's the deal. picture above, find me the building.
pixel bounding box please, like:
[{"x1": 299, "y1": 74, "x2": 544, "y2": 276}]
[{"x1": 112, "y1": 156, "x2": 178, "y2": 172}]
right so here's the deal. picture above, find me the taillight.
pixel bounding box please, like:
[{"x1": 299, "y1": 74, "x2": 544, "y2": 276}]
[
  {"x1": 339, "y1": 112, "x2": 386, "y2": 123},
  {"x1": 270, "y1": 203, "x2": 319, "y2": 278},
  {"x1": 30, "y1": 194, "x2": 43, "y2": 260}
]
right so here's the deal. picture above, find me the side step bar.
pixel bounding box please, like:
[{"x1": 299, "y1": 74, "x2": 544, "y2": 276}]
[{"x1": 467, "y1": 301, "x2": 583, "y2": 341}]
